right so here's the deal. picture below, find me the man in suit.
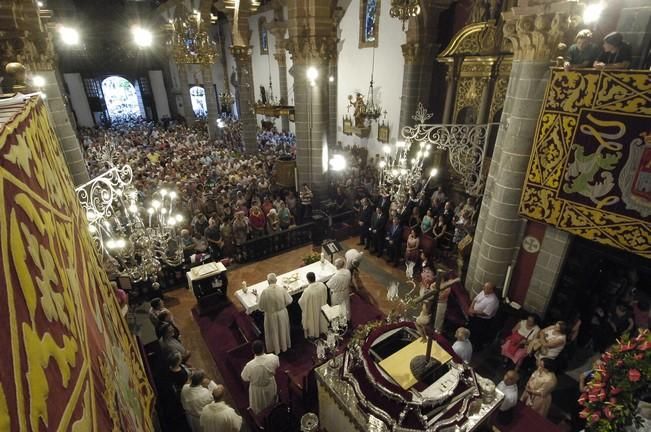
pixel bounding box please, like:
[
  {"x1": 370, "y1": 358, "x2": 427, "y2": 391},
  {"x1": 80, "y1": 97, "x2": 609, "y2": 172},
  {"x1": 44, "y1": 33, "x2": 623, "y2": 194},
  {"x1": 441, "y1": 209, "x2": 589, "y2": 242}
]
[
  {"x1": 384, "y1": 216, "x2": 403, "y2": 266},
  {"x1": 378, "y1": 191, "x2": 392, "y2": 214},
  {"x1": 357, "y1": 198, "x2": 373, "y2": 248},
  {"x1": 370, "y1": 207, "x2": 387, "y2": 256}
]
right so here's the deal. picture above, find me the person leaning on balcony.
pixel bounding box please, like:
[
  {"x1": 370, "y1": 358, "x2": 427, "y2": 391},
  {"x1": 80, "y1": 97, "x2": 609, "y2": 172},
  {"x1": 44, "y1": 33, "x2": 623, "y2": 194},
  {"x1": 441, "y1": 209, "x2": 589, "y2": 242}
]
[
  {"x1": 594, "y1": 32, "x2": 632, "y2": 70},
  {"x1": 564, "y1": 29, "x2": 600, "y2": 70}
]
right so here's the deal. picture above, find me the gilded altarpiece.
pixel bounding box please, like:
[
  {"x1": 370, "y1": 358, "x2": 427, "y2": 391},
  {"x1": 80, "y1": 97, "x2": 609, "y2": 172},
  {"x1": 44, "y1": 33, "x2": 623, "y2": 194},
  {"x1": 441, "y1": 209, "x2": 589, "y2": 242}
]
[
  {"x1": 520, "y1": 69, "x2": 651, "y2": 259},
  {"x1": 0, "y1": 96, "x2": 154, "y2": 431},
  {"x1": 438, "y1": 21, "x2": 513, "y2": 125}
]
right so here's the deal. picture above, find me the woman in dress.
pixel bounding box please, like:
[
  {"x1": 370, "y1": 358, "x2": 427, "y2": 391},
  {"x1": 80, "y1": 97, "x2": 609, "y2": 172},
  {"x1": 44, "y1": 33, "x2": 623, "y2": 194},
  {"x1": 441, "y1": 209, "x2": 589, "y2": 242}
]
[
  {"x1": 249, "y1": 205, "x2": 267, "y2": 238},
  {"x1": 267, "y1": 208, "x2": 281, "y2": 233},
  {"x1": 433, "y1": 215, "x2": 449, "y2": 249},
  {"x1": 232, "y1": 211, "x2": 249, "y2": 246},
  {"x1": 278, "y1": 201, "x2": 292, "y2": 229},
  {"x1": 521, "y1": 357, "x2": 557, "y2": 417},
  {"x1": 529, "y1": 321, "x2": 567, "y2": 361},
  {"x1": 404, "y1": 229, "x2": 420, "y2": 279},
  {"x1": 501, "y1": 313, "x2": 540, "y2": 369},
  {"x1": 421, "y1": 209, "x2": 434, "y2": 236}
]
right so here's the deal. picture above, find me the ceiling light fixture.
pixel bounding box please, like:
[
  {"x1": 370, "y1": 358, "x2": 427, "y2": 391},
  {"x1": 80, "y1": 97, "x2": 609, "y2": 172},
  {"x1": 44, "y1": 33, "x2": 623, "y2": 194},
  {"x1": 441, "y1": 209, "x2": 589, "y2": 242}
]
[{"x1": 132, "y1": 26, "x2": 153, "y2": 47}]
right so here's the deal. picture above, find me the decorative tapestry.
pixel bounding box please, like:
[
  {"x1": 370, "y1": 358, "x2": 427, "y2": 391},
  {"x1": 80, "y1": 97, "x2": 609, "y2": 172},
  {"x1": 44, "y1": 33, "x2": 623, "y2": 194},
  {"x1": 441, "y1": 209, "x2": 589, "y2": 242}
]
[
  {"x1": 0, "y1": 96, "x2": 154, "y2": 431},
  {"x1": 520, "y1": 69, "x2": 651, "y2": 259}
]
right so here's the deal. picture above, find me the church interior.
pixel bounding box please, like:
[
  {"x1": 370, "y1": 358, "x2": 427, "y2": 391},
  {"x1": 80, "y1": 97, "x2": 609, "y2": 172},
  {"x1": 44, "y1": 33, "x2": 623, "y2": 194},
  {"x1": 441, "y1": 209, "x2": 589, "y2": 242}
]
[{"x1": 1, "y1": 0, "x2": 650, "y2": 431}]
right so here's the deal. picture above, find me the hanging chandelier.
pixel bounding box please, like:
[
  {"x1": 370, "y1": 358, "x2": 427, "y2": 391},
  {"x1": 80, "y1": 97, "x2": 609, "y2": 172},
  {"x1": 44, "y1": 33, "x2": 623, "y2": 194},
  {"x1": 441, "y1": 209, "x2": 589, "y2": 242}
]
[
  {"x1": 348, "y1": 47, "x2": 383, "y2": 125},
  {"x1": 220, "y1": 91, "x2": 235, "y2": 109},
  {"x1": 170, "y1": 10, "x2": 219, "y2": 64},
  {"x1": 77, "y1": 142, "x2": 185, "y2": 283},
  {"x1": 389, "y1": 0, "x2": 421, "y2": 30},
  {"x1": 366, "y1": 47, "x2": 382, "y2": 121},
  {"x1": 378, "y1": 138, "x2": 436, "y2": 206}
]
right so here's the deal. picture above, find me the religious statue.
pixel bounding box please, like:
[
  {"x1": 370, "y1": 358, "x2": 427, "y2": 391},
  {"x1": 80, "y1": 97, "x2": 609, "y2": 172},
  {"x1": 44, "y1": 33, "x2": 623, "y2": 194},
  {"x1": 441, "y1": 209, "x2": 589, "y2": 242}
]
[
  {"x1": 415, "y1": 301, "x2": 432, "y2": 342},
  {"x1": 348, "y1": 93, "x2": 367, "y2": 128}
]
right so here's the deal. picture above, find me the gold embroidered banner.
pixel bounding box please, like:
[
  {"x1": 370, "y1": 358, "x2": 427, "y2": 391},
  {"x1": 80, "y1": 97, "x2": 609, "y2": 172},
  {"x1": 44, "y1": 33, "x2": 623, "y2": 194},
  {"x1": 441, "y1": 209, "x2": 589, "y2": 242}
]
[
  {"x1": 520, "y1": 69, "x2": 651, "y2": 259},
  {"x1": 0, "y1": 96, "x2": 154, "y2": 431}
]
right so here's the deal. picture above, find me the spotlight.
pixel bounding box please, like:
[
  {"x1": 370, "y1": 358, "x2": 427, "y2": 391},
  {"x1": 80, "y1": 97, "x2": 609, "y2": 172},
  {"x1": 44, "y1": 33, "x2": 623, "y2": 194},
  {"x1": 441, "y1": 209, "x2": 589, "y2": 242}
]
[
  {"x1": 132, "y1": 26, "x2": 153, "y2": 48},
  {"x1": 379, "y1": 160, "x2": 386, "y2": 168},
  {"x1": 583, "y1": 3, "x2": 604, "y2": 24},
  {"x1": 306, "y1": 66, "x2": 318, "y2": 82},
  {"x1": 430, "y1": 168, "x2": 439, "y2": 177},
  {"x1": 58, "y1": 26, "x2": 80, "y2": 46},
  {"x1": 37, "y1": 1, "x2": 44, "y2": 7},
  {"x1": 383, "y1": 145, "x2": 391, "y2": 154},
  {"x1": 329, "y1": 154, "x2": 347, "y2": 172},
  {"x1": 328, "y1": 76, "x2": 334, "y2": 82}
]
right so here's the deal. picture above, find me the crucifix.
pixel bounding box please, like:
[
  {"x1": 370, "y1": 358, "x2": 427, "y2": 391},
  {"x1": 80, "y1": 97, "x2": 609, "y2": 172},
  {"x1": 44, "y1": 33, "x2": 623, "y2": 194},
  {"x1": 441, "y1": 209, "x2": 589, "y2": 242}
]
[{"x1": 410, "y1": 269, "x2": 460, "y2": 381}]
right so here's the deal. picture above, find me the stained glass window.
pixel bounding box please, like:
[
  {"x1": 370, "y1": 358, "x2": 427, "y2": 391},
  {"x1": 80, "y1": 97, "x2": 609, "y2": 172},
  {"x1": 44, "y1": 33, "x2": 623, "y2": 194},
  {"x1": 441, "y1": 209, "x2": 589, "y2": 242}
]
[{"x1": 364, "y1": 0, "x2": 377, "y2": 43}]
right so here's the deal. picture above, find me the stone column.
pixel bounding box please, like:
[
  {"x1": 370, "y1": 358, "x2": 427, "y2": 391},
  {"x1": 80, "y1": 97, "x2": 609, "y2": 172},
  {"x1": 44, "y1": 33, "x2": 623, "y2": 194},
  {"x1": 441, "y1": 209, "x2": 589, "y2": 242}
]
[
  {"x1": 229, "y1": 0, "x2": 258, "y2": 153},
  {"x1": 176, "y1": 63, "x2": 196, "y2": 122},
  {"x1": 286, "y1": 0, "x2": 338, "y2": 197},
  {"x1": 201, "y1": 64, "x2": 219, "y2": 139},
  {"x1": 275, "y1": 51, "x2": 290, "y2": 132},
  {"x1": 268, "y1": 22, "x2": 290, "y2": 132},
  {"x1": 231, "y1": 46, "x2": 257, "y2": 153},
  {"x1": 465, "y1": 0, "x2": 581, "y2": 294},
  {"x1": 39, "y1": 69, "x2": 90, "y2": 185},
  {"x1": 327, "y1": 61, "x2": 337, "y2": 149},
  {"x1": 441, "y1": 61, "x2": 458, "y2": 124},
  {"x1": 398, "y1": 1, "x2": 450, "y2": 130},
  {"x1": 399, "y1": 42, "x2": 425, "y2": 130}
]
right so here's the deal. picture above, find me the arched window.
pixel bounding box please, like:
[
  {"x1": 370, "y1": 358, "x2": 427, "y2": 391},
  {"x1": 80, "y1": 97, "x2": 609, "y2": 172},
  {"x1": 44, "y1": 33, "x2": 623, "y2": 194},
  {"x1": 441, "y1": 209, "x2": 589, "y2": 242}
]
[
  {"x1": 101, "y1": 76, "x2": 141, "y2": 121},
  {"x1": 189, "y1": 86, "x2": 207, "y2": 117},
  {"x1": 359, "y1": 0, "x2": 380, "y2": 48},
  {"x1": 258, "y1": 17, "x2": 268, "y2": 55}
]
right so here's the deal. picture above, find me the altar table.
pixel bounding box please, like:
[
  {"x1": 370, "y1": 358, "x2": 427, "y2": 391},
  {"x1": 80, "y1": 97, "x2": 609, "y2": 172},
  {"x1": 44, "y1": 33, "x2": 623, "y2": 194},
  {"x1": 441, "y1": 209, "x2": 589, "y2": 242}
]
[{"x1": 234, "y1": 260, "x2": 337, "y2": 314}]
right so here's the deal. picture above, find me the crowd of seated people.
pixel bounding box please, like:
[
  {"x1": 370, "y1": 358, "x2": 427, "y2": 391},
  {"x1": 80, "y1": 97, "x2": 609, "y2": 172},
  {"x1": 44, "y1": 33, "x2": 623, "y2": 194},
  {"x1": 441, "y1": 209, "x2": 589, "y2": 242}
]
[
  {"x1": 256, "y1": 127, "x2": 296, "y2": 155},
  {"x1": 82, "y1": 119, "x2": 306, "y2": 263}
]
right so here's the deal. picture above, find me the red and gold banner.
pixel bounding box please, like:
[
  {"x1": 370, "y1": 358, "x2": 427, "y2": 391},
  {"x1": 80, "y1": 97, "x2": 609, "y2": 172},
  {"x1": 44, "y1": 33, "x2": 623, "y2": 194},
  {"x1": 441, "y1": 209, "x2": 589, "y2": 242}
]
[
  {"x1": 0, "y1": 96, "x2": 154, "y2": 431},
  {"x1": 520, "y1": 69, "x2": 651, "y2": 258}
]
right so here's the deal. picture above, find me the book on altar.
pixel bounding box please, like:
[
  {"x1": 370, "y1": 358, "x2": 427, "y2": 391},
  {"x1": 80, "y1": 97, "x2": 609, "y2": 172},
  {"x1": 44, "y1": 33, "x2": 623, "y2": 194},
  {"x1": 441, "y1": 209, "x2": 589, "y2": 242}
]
[
  {"x1": 190, "y1": 261, "x2": 226, "y2": 279},
  {"x1": 321, "y1": 304, "x2": 345, "y2": 323},
  {"x1": 378, "y1": 339, "x2": 452, "y2": 390}
]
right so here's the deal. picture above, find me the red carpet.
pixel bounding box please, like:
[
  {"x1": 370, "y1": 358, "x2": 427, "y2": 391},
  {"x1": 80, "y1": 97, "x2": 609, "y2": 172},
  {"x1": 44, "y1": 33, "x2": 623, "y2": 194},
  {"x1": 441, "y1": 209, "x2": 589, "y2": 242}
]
[
  {"x1": 192, "y1": 293, "x2": 385, "y2": 426},
  {"x1": 495, "y1": 403, "x2": 563, "y2": 432}
]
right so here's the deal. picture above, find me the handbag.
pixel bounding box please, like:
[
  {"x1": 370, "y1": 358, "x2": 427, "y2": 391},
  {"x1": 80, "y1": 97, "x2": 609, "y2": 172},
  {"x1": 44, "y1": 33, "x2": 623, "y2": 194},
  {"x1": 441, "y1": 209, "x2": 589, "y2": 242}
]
[{"x1": 504, "y1": 332, "x2": 526, "y2": 357}]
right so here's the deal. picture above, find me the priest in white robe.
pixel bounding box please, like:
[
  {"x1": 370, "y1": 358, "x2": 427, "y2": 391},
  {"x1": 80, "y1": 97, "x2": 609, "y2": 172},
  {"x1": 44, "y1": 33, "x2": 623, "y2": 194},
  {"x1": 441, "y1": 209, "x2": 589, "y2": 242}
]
[
  {"x1": 298, "y1": 271, "x2": 328, "y2": 338},
  {"x1": 327, "y1": 258, "x2": 352, "y2": 320},
  {"x1": 241, "y1": 340, "x2": 280, "y2": 414},
  {"x1": 258, "y1": 273, "x2": 292, "y2": 354},
  {"x1": 200, "y1": 385, "x2": 242, "y2": 432},
  {"x1": 180, "y1": 370, "x2": 219, "y2": 432}
]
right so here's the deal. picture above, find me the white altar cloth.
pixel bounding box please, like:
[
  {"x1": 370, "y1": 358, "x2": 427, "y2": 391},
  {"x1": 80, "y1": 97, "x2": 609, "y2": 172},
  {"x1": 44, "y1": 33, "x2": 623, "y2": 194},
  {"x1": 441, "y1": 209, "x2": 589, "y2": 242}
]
[{"x1": 235, "y1": 260, "x2": 337, "y2": 314}]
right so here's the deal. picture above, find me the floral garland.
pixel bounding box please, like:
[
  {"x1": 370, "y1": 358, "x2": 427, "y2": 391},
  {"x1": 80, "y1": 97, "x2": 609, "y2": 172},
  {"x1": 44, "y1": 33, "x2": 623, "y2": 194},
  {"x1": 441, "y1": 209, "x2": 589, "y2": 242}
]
[
  {"x1": 579, "y1": 329, "x2": 651, "y2": 431},
  {"x1": 302, "y1": 251, "x2": 321, "y2": 265}
]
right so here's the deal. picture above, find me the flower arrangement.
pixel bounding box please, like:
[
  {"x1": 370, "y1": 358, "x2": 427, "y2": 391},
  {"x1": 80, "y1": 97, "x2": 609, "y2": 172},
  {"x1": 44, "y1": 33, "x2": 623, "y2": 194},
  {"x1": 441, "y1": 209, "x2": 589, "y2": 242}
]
[
  {"x1": 579, "y1": 329, "x2": 651, "y2": 431},
  {"x1": 302, "y1": 251, "x2": 321, "y2": 266}
]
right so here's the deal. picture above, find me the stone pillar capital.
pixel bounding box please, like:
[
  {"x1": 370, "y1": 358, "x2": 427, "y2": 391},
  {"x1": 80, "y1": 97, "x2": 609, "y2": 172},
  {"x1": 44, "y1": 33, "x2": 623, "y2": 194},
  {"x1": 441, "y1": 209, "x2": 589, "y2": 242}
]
[
  {"x1": 401, "y1": 42, "x2": 433, "y2": 65},
  {"x1": 230, "y1": 45, "x2": 253, "y2": 63},
  {"x1": 502, "y1": 0, "x2": 582, "y2": 62},
  {"x1": 266, "y1": 21, "x2": 288, "y2": 40},
  {"x1": 273, "y1": 51, "x2": 287, "y2": 66},
  {"x1": 286, "y1": 35, "x2": 338, "y2": 65}
]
